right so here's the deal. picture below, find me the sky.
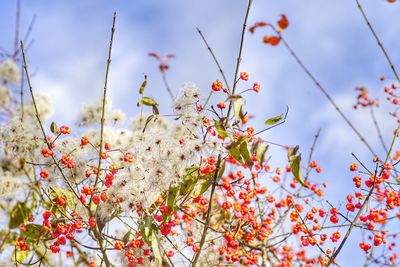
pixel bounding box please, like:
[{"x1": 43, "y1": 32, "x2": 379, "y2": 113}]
[{"x1": 1, "y1": 0, "x2": 400, "y2": 265}]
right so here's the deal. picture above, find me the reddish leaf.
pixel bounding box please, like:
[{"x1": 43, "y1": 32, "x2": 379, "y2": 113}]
[
  {"x1": 148, "y1": 52, "x2": 160, "y2": 60},
  {"x1": 278, "y1": 15, "x2": 289, "y2": 30},
  {"x1": 249, "y1": 22, "x2": 267, "y2": 34},
  {"x1": 262, "y1": 36, "x2": 281, "y2": 46}
]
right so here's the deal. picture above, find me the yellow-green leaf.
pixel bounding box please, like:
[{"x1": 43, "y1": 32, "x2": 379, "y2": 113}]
[
  {"x1": 193, "y1": 179, "x2": 213, "y2": 197},
  {"x1": 229, "y1": 145, "x2": 243, "y2": 164},
  {"x1": 151, "y1": 235, "x2": 162, "y2": 266},
  {"x1": 123, "y1": 230, "x2": 131, "y2": 244},
  {"x1": 240, "y1": 140, "x2": 253, "y2": 166},
  {"x1": 9, "y1": 202, "x2": 29, "y2": 229},
  {"x1": 21, "y1": 224, "x2": 46, "y2": 242},
  {"x1": 179, "y1": 166, "x2": 200, "y2": 196},
  {"x1": 251, "y1": 138, "x2": 268, "y2": 164},
  {"x1": 12, "y1": 250, "x2": 29, "y2": 263},
  {"x1": 287, "y1": 146, "x2": 307, "y2": 187},
  {"x1": 50, "y1": 122, "x2": 59, "y2": 135},
  {"x1": 265, "y1": 114, "x2": 283, "y2": 125},
  {"x1": 167, "y1": 185, "x2": 179, "y2": 210},
  {"x1": 139, "y1": 97, "x2": 158, "y2": 107},
  {"x1": 139, "y1": 75, "x2": 147, "y2": 94},
  {"x1": 233, "y1": 98, "x2": 244, "y2": 123},
  {"x1": 214, "y1": 119, "x2": 229, "y2": 138}
]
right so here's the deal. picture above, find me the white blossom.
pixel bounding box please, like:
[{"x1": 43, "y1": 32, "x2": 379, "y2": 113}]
[
  {"x1": 173, "y1": 82, "x2": 203, "y2": 132},
  {"x1": 0, "y1": 170, "x2": 22, "y2": 197},
  {"x1": 19, "y1": 93, "x2": 54, "y2": 120},
  {"x1": 0, "y1": 117, "x2": 41, "y2": 160},
  {"x1": 0, "y1": 59, "x2": 20, "y2": 84},
  {"x1": 77, "y1": 97, "x2": 126, "y2": 126}
]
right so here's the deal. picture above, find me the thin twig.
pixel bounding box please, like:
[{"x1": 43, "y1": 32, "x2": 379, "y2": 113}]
[
  {"x1": 90, "y1": 12, "x2": 117, "y2": 267},
  {"x1": 354, "y1": 0, "x2": 400, "y2": 83},
  {"x1": 12, "y1": 0, "x2": 20, "y2": 61},
  {"x1": 20, "y1": 60, "x2": 24, "y2": 121},
  {"x1": 225, "y1": 0, "x2": 253, "y2": 124},
  {"x1": 305, "y1": 128, "x2": 321, "y2": 181},
  {"x1": 23, "y1": 15, "x2": 37, "y2": 44},
  {"x1": 369, "y1": 106, "x2": 388, "y2": 154},
  {"x1": 351, "y1": 152, "x2": 373, "y2": 175},
  {"x1": 196, "y1": 27, "x2": 231, "y2": 107},
  {"x1": 162, "y1": 71, "x2": 174, "y2": 100}
]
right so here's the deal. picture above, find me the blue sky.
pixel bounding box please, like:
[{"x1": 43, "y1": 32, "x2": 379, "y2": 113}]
[{"x1": 1, "y1": 0, "x2": 400, "y2": 265}]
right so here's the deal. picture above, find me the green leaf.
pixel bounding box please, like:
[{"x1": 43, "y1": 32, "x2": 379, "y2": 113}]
[
  {"x1": 179, "y1": 166, "x2": 200, "y2": 196},
  {"x1": 251, "y1": 138, "x2": 268, "y2": 164},
  {"x1": 233, "y1": 98, "x2": 244, "y2": 124},
  {"x1": 265, "y1": 114, "x2": 283, "y2": 125},
  {"x1": 139, "y1": 97, "x2": 158, "y2": 107},
  {"x1": 287, "y1": 145, "x2": 299, "y2": 159},
  {"x1": 216, "y1": 160, "x2": 226, "y2": 182},
  {"x1": 193, "y1": 160, "x2": 225, "y2": 197},
  {"x1": 12, "y1": 250, "x2": 29, "y2": 263},
  {"x1": 140, "y1": 215, "x2": 154, "y2": 244},
  {"x1": 123, "y1": 230, "x2": 131, "y2": 244},
  {"x1": 229, "y1": 145, "x2": 243, "y2": 164},
  {"x1": 227, "y1": 94, "x2": 243, "y2": 101},
  {"x1": 166, "y1": 185, "x2": 180, "y2": 211},
  {"x1": 214, "y1": 120, "x2": 229, "y2": 138},
  {"x1": 287, "y1": 146, "x2": 307, "y2": 187},
  {"x1": 9, "y1": 202, "x2": 29, "y2": 229},
  {"x1": 240, "y1": 140, "x2": 253, "y2": 166},
  {"x1": 214, "y1": 119, "x2": 229, "y2": 139},
  {"x1": 193, "y1": 179, "x2": 213, "y2": 197},
  {"x1": 227, "y1": 136, "x2": 247, "y2": 164},
  {"x1": 151, "y1": 235, "x2": 162, "y2": 266},
  {"x1": 139, "y1": 75, "x2": 147, "y2": 94},
  {"x1": 50, "y1": 122, "x2": 59, "y2": 135},
  {"x1": 21, "y1": 224, "x2": 46, "y2": 242}
]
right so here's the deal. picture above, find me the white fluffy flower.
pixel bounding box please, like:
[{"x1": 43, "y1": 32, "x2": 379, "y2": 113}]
[
  {"x1": 0, "y1": 117, "x2": 41, "y2": 160},
  {"x1": 173, "y1": 82, "x2": 204, "y2": 133},
  {"x1": 98, "y1": 118, "x2": 205, "y2": 221},
  {"x1": 77, "y1": 97, "x2": 126, "y2": 126},
  {"x1": 0, "y1": 59, "x2": 20, "y2": 84},
  {"x1": 0, "y1": 170, "x2": 22, "y2": 198},
  {"x1": 19, "y1": 93, "x2": 54, "y2": 120}
]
